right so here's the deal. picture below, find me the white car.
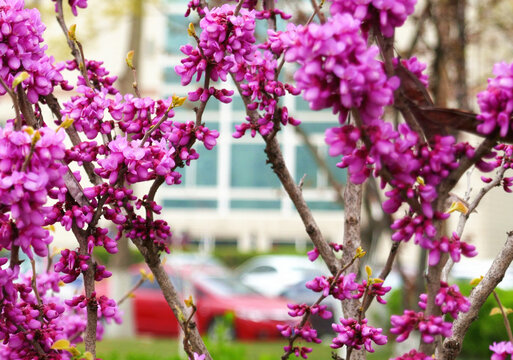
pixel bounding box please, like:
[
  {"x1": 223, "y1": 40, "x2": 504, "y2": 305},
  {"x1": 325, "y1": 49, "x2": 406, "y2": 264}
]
[{"x1": 236, "y1": 255, "x2": 329, "y2": 297}]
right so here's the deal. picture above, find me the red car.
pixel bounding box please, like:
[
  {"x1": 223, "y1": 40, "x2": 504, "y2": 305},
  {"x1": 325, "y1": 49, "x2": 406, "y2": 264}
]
[{"x1": 131, "y1": 265, "x2": 294, "y2": 340}]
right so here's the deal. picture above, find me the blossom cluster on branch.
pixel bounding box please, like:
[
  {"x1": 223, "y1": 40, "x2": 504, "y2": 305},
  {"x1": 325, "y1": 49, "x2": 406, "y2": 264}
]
[{"x1": 0, "y1": 0, "x2": 512, "y2": 358}]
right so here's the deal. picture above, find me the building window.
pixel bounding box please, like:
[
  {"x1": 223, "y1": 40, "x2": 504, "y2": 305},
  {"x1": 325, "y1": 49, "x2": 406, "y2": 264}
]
[
  {"x1": 230, "y1": 144, "x2": 279, "y2": 188},
  {"x1": 163, "y1": 199, "x2": 218, "y2": 209},
  {"x1": 165, "y1": 14, "x2": 193, "y2": 54},
  {"x1": 196, "y1": 146, "x2": 218, "y2": 186},
  {"x1": 295, "y1": 145, "x2": 318, "y2": 188},
  {"x1": 230, "y1": 199, "x2": 281, "y2": 210}
]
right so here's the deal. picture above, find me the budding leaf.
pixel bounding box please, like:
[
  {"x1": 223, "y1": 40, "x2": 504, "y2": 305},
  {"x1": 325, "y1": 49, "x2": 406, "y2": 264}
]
[
  {"x1": 12, "y1": 71, "x2": 29, "y2": 89},
  {"x1": 172, "y1": 94, "x2": 187, "y2": 108},
  {"x1": 24, "y1": 126, "x2": 35, "y2": 136},
  {"x1": 470, "y1": 276, "x2": 483, "y2": 286},
  {"x1": 447, "y1": 200, "x2": 469, "y2": 215},
  {"x1": 139, "y1": 268, "x2": 155, "y2": 282},
  {"x1": 51, "y1": 339, "x2": 71, "y2": 350},
  {"x1": 68, "y1": 24, "x2": 77, "y2": 41},
  {"x1": 354, "y1": 246, "x2": 366, "y2": 259},
  {"x1": 188, "y1": 22, "x2": 196, "y2": 37},
  {"x1": 57, "y1": 117, "x2": 74, "y2": 132},
  {"x1": 31, "y1": 131, "x2": 41, "y2": 146},
  {"x1": 184, "y1": 295, "x2": 194, "y2": 308},
  {"x1": 365, "y1": 265, "x2": 372, "y2": 278},
  {"x1": 44, "y1": 224, "x2": 56, "y2": 232},
  {"x1": 82, "y1": 352, "x2": 94, "y2": 360},
  {"x1": 69, "y1": 347, "x2": 80, "y2": 356},
  {"x1": 126, "y1": 50, "x2": 135, "y2": 69},
  {"x1": 490, "y1": 307, "x2": 513, "y2": 316},
  {"x1": 416, "y1": 176, "x2": 425, "y2": 185}
]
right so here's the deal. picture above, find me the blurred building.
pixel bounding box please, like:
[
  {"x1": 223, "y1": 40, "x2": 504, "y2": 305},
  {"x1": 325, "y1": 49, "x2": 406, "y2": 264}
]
[
  {"x1": 157, "y1": 1, "x2": 346, "y2": 252},
  {"x1": 1, "y1": 0, "x2": 512, "y2": 260}
]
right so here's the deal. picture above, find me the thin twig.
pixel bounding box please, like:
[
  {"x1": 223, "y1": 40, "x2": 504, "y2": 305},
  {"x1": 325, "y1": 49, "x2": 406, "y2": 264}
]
[
  {"x1": 117, "y1": 278, "x2": 145, "y2": 306},
  {"x1": 139, "y1": 105, "x2": 175, "y2": 146},
  {"x1": 15, "y1": 324, "x2": 46, "y2": 357},
  {"x1": 72, "y1": 223, "x2": 98, "y2": 357},
  {"x1": 442, "y1": 164, "x2": 507, "y2": 281},
  {"x1": 493, "y1": 290, "x2": 513, "y2": 344},
  {"x1": 309, "y1": 0, "x2": 326, "y2": 24},
  {"x1": 0, "y1": 77, "x2": 22, "y2": 129},
  {"x1": 30, "y1": 260, "x2": 43, "y2": 307},
  {"x1": 362, "y1": 241, "x2": 401, "y2": 312}
]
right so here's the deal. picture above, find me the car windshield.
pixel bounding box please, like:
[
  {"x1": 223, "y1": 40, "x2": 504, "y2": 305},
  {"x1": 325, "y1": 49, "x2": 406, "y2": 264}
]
[{"x1": 197, "y1": 276, "x2": 258, "y2": 296}]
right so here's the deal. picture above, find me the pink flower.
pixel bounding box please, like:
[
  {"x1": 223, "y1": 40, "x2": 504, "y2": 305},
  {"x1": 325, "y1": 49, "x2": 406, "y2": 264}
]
[
  {"x1": 391, "y1": 349, "x2": 432, "y2": 360},
  {"x1": 331, "y1": 318, "x2": 387, "y2": 352},
  {"x1": 191, "y1": 353, "x2": 206, "y2": 360},
  {"x1": 328, "y1": 0, "x2": 417, "y2": 37},
  {"x1": 477, "y1": 62, "x2": 513, "y2": 137},
  {"x1": 418, "y1": 282, "x2": 470, "y2": 318},
  {"x1": 285, "y1": 14, "x2": 398, "y2": 123},
  {"x1": 490, "y1": 341, "x2": 513, "y2": 360},
  {"x1": 391, "y1": 310, "x2": 452, "y2": 343},
  {"x1": 429, "y1": 232, "x2": 477, "y2": 266}
]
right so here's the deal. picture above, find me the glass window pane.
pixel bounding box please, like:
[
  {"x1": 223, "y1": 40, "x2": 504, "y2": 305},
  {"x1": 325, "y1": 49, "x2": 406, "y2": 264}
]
[
  {"x1": 230, "y1": 199, "x2": 281, "y2": 209},
  {"x1": 307, "y1": 200, "x2": 343, "y2": 211},
  {"x1": 295, "y1": 145, "x2": 318, "y2": 188},
  {"x1": 326, "y1": 154, "x2": 347, "y2": 184},
  {"x1": 196, "y1": 146, "x2": 217, "y2": 186},
  {"x1": 162, "y1": 199, "x2": 218, "y2": 209},
  {"x1": 166, "y1": 14, "x2": 193, "y2": 53},
  {"x1": 163, "y1": 67, "x2": 181, "y2": 85},
  {"x1": 299, "y1": 122, "x2": 335, "y2": 134},
  {"x1": 231, "y1": 95, "x2": 246, "y2": 111},
  {"x1": 230, "y1": 144, "x2": 279, "y2": 188}
]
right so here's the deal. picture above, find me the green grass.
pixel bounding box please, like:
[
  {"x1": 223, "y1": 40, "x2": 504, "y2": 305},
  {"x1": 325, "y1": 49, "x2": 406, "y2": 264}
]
[{"x1": 94, "y1": 337, "x2": 335, "y2": 360}]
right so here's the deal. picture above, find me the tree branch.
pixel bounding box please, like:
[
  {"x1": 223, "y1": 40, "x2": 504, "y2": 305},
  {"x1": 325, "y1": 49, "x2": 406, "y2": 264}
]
[
  {"x1": 441, "y1": 232, "x2": 513, "y2": 360},
  {"x1": 340, "y1": 180, "x2": 364, "y2": 360},
  {"x1": 131, "y1": 238, "x2": 212, "y2": 360},
  {"x1": 264, "y1": 135, "x2": 340, "y2": 275}
]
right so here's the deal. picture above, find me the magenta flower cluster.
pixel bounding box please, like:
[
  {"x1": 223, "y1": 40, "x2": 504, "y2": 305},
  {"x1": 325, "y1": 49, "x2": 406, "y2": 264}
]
[
  {"x1": 277, "y1": 323, "x2": 319, "y2": 359},
  {"x1": 428, "y1": 232, "x2": 477, "y2": 266},
  {"x1": 0, "y1": 0, "x2": 71, "y2": 103},
  {"x1": 356, "y1": 279, "x2": 392, "y2": 304},
  {"x1": 490, "y1": 341, "x2": 513, "y2": 360},
  {"x1": 282, "y1": 14, "x2": 398, "y2": 123},
  {"x1": 0, "y1": 269, "x2": 112, "y2": 359},
  {"x1": 64, "y1": 59, "x2": 118, "y2": 94},
  {"x1": 394, "y1": 56, "x2": 429, "y2": 87},
  {"x1": 52, "y1": 0, "x2": 88, "y2": 16},
  {"x1": 176, "y1": 4, "x2": 256, "y2": 89},
  {"x1": 477, "y1": 61, "x2": 513, "y2": 137},
  {"x1": 328, "y1": 0, "x2": 417, "y2": 37},
  {"x1": 61, "y1": 88, "x2": 219, "y2": 186},
  {"x1": 0, "y1": 125, "x2": 67, "y2": 258},
  {"x1": 418, "y1": 281, "x2": 470, "y2": 319},
  {"x1": 306, "y1": 272, "x2": 358, "y2": 300},
  {"x1": 390, "y1": 309, "x2": 452, "y2": 343},
  {"x1": 234, "y1": 50, "x2": 301, "y2": 137},
  {"x1": 331, "y1": 317, "x2": 387, "y2": 352},
  {"x1": 391, "y1": 349, "x2": 432, "y2": 360}
]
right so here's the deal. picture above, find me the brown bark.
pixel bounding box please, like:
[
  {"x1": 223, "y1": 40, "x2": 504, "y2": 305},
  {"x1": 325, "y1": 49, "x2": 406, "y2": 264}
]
[{"x1": 341, "y1": 181, "x2": 364, "y2": 360}]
